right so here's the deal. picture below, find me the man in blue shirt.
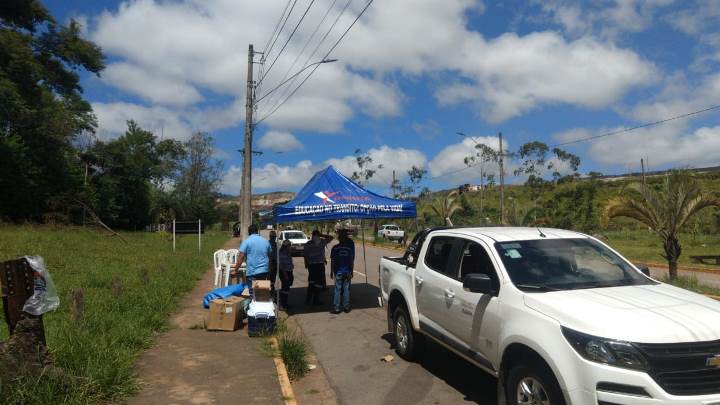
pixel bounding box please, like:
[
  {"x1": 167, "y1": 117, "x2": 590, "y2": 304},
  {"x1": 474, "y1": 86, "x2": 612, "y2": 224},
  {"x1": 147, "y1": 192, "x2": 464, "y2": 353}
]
[
  {"x1": 330, "y1": 229, "x2": 354, "y2": 314},
  {"x1": 233, "y1": 224, "x2": 271, "y2": 298}
]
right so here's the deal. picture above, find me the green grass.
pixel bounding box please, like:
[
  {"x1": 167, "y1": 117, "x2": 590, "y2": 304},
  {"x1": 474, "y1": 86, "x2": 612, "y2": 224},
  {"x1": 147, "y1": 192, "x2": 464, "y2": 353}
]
[
  {"x1": 663, "y1": 275, "x2": 720, "y2": 296},
  {"x1": 270, "y1": 318, "x2": 310, "y2": 381},
  {"x1": 0, "y1": 225, "x2": 228, "y2": 404},
  {"x1": 602, "y1": 230, "x2": 720, "y2": 269}
]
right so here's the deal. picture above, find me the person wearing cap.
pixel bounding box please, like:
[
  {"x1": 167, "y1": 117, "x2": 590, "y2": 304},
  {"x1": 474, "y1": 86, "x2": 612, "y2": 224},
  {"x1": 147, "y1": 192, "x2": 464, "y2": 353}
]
[
  {"x1": 303, "y1": 229, "x2": 333, "y2": 306},
  {"x1": 278, "y1": 239, "x2": 294, "y2": 310},
  {"x1": 233, "y1": 224, "x2": 271, "y2": 298},
  {"x1": 330, "y1": 229, "x2": 355, "y2": 314}
]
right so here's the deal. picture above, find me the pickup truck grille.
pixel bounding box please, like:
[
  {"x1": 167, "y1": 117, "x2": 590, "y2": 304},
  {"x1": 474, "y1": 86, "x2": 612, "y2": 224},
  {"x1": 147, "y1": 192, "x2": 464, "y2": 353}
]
[{"x1": 635, "y1": 339, "x2": 720, "y2": 396}]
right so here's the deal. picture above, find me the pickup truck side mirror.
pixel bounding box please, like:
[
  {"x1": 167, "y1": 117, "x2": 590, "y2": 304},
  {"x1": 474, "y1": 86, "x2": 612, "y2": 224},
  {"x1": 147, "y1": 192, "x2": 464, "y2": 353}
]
[
  {"x1": 463, "y1": 273, "x2": 496, "y2": 295},
  {"x1": 638, "y1": 266, "x2": 651, "y2": 276}
]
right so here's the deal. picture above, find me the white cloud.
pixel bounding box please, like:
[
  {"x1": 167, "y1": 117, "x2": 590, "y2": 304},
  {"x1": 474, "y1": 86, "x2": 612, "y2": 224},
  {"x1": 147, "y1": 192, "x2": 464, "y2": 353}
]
[
  {"x1": 326, "y1": 146, "x2": 427, "y2": 186},
  {"x1": 103, "y1": 63, "x2": 203, "y2": 106},
  {"x1": 552, "y1": 128, "x2": 594, "y2": 144},
  {"x1": 86, "y1": 0, "x2": 657, "y2": 140},
  {"x1": 589, "y1": 123, "x2": 720, "y2": 167},
  {"x1": 258, "y1": 131, "x2": 303, "y2": 153},
  {"x1": 438, "y1": 32, "x2": 657, "y2": 122},
  {"x1": 428, "y1": 136, "x2": 502, "y2": 178},
  {"x1": 91, "y1": 102, "x2": 192, "y2": 140},
  {"x1": 412, "y1": 119, "x2": 442, "y2": 139},
  {"x1": 220, "y1": 145, "x2": 427, "y2": 193}
]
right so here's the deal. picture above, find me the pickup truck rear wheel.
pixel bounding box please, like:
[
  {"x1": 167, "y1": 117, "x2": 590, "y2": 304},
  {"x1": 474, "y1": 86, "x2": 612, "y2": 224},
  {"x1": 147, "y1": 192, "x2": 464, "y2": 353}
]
[
  {"x1": 506, "y1": 362, "x2": 565, "y2": 405},
  {"x1": 392, "y1": 306, "x2": 422, "y2": 360}
]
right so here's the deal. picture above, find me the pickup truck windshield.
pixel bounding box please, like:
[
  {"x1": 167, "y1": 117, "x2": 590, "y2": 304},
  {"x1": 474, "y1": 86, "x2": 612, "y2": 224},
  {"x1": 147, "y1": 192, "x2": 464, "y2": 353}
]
[
  {"x1": 284, "y1": 232, "x2": 306, "y2": 240},
  {"x1": 494, "y1": 238, "x2": 655, "y2": 291}
]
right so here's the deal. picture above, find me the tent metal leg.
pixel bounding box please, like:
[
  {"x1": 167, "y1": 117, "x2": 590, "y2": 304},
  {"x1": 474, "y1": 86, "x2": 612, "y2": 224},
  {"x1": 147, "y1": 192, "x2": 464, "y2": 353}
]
[{"x1": 361, "y1": 220, "x2": 368, "y2": 285}]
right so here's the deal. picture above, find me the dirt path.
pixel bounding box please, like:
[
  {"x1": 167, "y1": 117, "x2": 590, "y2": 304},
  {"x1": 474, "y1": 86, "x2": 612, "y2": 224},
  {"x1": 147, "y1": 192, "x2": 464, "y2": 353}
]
[{"x1": 129, "y1": 237, "x2": 284, "y2": 405}]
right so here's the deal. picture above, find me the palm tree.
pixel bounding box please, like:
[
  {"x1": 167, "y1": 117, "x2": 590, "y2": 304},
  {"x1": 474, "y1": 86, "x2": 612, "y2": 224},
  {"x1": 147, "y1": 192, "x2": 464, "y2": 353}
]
[
  {"x1": 602, "y1": 171, "x2": 720, "y2": 279},
  {"x1": 429, "y1": 190, "x2": 463, "y2": 226}
]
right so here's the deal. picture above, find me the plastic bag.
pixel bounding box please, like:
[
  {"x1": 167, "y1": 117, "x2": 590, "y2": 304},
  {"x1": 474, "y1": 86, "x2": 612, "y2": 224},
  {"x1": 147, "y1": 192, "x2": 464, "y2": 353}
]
[
  {"x1": 202, "y1": 282, "x2": 248, "y2": 308},
  {"x1": 22, "y1": 255, "x2": 60, "y2": 315}
]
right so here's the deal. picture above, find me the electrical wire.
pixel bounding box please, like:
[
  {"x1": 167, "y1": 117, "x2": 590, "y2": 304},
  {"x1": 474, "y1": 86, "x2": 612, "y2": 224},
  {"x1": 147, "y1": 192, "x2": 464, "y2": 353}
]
[
  {"x1": 257, "y1": 0, "x2": 317, "y2": 88},
  {"x1": 256, "y1": 0, "x2": 340, "y2": 112},
  {"x1": 256, "y1": 0, "x2": 374, "y2": 125},
  {"x1": 258, "y1": 0, "x2": 352, "y2": 118},
  {"x1": 551, "y1": 104, "x2": 720, "y2": 147},
  {"x1": 256, "y1": 0, "x2": 295, "y2": 97},
  {"x1": 263, "y1": 0, "x2": 297, "y2": 64}
]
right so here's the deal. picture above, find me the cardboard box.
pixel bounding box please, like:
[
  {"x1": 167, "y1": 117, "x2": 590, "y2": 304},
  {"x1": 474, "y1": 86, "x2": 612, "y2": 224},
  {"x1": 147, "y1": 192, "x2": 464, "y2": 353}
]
[
  {"x1": 240, "y1": 287, "x2": 251, "y2": 299},
  {"x1": 252, "y1": 280, "x2": 272, "y2": 301},
  {"x1": 206, "y1": 296, "x2": 243, "y2": 331}
]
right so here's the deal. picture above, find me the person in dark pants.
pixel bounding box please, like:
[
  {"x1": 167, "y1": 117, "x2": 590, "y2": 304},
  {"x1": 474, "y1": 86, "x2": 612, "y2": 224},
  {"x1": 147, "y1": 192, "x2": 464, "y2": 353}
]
[
  {"x1": 331, "y1": 229, "x2": 355, "y2": 314},
  {"x1": 278, "y1": 240, "x2": 294, "y2": 310},
  {"x1": 268, "y1": 230, "x2": 278, "y2": 301},
  {"x1": 233, "y1": 224, "x2": 271, "y2": 298},
  {"x1": 303, "y1": 229, "x2": 333, "y2": 306}
]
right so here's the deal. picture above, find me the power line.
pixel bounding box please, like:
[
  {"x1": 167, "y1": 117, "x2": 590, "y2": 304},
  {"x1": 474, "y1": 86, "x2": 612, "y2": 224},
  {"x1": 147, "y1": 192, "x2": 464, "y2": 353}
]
[
  {"x1": 256, "y1": 0, "x2": 374, "y2": 125},
  {"x1": 257, "y1": 0, "x2": 295, "y2": 97},
  {"x1": 261, "y1": 0, "x2": 294, "y2": 59},
  {"x1": 552, "y1": 104, "x2": 720, "y2": 147},
  {"x1": 257, "y1": 0, "x2": 340, "y2": 112},
  {"x1": 257, "y1": 0, "x2": 317, "y2": 88},
  {"x1": 262, "y1": 0, "x2": 297, "y2": 64}
]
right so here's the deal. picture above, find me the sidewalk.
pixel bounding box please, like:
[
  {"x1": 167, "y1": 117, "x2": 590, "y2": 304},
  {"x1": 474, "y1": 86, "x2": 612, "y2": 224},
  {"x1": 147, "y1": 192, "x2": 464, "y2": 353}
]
[{"x1": 129, "y1": 237, "x2": 284, "y2": 405}]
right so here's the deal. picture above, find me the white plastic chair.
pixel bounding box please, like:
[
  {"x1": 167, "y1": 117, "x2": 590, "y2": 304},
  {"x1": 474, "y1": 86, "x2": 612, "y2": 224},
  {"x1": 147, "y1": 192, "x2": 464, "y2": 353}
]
[
  {"x1": 213, "y1": 249, "x2": 226, "y2": 288},
  {"x1": 223, "y1": 249, "x2": 240, "y2": 287}
]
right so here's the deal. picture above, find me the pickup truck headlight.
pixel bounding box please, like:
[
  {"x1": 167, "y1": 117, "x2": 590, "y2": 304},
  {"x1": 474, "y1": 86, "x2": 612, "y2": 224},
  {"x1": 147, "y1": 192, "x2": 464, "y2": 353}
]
[{"x1": 561, "y1": 327, "x2": 648, "y2": 371}]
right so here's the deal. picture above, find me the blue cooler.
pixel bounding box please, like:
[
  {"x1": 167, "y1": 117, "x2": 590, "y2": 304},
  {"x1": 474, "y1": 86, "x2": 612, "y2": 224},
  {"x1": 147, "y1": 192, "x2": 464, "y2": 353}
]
[{"x1": 247, "y1": 300, "x2": 276, "y2": 337}]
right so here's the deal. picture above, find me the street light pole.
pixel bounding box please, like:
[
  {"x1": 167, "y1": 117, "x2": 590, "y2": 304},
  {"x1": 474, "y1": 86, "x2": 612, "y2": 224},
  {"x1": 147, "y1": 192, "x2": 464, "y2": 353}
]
[
  {"x1": 498, "y1": 132, "x2": 505, "y2": 224},
  {"x1": 240, "y1": 44, "x2": 255, "y2": 240}
]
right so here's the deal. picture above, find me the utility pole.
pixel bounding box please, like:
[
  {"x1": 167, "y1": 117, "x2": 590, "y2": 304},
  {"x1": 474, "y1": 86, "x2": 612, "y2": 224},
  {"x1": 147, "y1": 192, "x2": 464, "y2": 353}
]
[
  {"x1": 641, "y1": 158, "x2": 646, "y2": 187},
  {"x1": 498, "y1": 132, "x2": 505, "y2": 224},
  {"x1": 240, "y1": 44, "x2": 255, "y2": 240}
]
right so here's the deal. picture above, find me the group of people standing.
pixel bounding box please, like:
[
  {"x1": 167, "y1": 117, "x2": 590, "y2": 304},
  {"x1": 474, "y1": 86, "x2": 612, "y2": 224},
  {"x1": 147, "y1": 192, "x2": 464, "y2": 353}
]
[{"x1": 232, "y1": 224, "x2": 355, "y2": 314}]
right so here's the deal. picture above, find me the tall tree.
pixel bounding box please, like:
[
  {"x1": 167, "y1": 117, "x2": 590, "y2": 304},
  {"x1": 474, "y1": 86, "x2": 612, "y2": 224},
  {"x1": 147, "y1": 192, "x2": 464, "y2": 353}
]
[
  {"x1": 173, "y1": 132, "x2": 223, "y2": 224},
  {"x1": 464, "y1": 142, "x2": 498, "y2": 216},
  {"x1": 351, "y1": 149, "x2": 383, "y2": 186},
  {"x1": 602, "y1": 171, "x2": 720, "y2": 279},
  {"x1": 0, "y1": 1, "x2": 104, "y2": 220}
]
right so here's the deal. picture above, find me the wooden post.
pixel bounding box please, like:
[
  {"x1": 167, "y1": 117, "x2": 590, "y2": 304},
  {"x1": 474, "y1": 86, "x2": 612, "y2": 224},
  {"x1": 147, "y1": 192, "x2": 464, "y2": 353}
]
[
  {"x1": 1, "y1": 258, "x2": 46, "y2": 343},
  {"x1": 198, "y1": 219, "x2": 202, "y2": 254},
  {"x1": 173, "y1": 219, "x2": 176, "y2": 252}
]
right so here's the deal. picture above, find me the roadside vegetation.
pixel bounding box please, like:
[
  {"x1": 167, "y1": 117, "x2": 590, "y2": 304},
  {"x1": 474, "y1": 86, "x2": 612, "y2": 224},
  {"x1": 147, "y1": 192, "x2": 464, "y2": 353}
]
[
  {"x1": 262, "y1": 317, "x2": 310, "y2": 381},
  {"x1": 0, "y1": 225, "x2": 227, "y2": 403}
]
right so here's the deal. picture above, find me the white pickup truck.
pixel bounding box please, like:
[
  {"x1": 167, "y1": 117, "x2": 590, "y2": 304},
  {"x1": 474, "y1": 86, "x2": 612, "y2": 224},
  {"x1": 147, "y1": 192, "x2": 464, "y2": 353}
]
[
  {"x1": 378, "y1": 224, "x2": 405, "y2": 242},
  {"x1": 379, "y1": 226, "x2": 720, "y2": 405}
]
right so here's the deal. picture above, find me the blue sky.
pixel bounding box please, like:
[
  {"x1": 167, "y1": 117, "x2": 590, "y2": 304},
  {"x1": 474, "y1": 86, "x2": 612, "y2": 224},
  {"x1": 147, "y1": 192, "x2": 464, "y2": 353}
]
[{"x1": 47, "y1": 0, "x2": 720, "y2": 195}]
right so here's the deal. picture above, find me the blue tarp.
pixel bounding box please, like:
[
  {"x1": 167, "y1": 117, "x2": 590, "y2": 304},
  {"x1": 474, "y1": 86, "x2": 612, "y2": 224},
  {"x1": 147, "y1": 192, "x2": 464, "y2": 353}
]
[
  {"x1": 202, "y1": 282, "x2": 248, "y2": 308},
  {"x1": 273, "y1": 166, "x2": 416, "y2": 223}
]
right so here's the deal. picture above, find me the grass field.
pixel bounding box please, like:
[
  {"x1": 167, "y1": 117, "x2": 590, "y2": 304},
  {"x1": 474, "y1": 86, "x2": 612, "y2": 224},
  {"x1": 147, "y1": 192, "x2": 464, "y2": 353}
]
[
  {"x1": 0, "y1": 225, "x2": 228, "y2": 404},
  {"x1": 603, "y1": 230, "x2": 720, "y2": 269}
]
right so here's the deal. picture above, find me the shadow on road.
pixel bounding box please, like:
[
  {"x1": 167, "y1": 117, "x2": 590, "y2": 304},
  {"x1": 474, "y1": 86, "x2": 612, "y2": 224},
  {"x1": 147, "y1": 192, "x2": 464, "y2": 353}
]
[
  {"x1": 285, "y1": 282, "x2": 381, "y2": 315},
  {"x1": 380, "y1": 334, "x2": 498, "y2": 404}
]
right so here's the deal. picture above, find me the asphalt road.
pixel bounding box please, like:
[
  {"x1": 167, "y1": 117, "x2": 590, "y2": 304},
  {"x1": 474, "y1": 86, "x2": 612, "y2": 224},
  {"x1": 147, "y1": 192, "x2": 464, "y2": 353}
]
[{"x1": 281, "y1": 238, "x2": 498, "y2": 405}]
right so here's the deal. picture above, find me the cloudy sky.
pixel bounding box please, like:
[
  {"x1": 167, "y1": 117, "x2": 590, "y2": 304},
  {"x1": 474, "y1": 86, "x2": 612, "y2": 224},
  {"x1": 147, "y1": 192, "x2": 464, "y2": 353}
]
[{"x1": 49, "y1": 0, "x2": 720, "y2": 194}]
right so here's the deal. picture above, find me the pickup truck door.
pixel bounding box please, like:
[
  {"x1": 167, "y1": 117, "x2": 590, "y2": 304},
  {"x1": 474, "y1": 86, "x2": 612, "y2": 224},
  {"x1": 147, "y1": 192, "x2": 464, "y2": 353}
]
[
  {"x1": 415, "y1": 236, "x2": 464, "y2": 341},
  {"x1": 446, "y1": 239, "x2": 502, "y2": 368}
]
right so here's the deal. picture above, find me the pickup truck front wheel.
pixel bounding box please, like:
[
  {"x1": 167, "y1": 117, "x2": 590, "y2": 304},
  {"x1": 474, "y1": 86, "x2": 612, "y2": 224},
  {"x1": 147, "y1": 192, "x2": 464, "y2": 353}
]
[
  {"x1": 506, "y1": 362, "x2": 565, "y2": 405},
  {"x1": 393, "y1": 306, "x2": 423, "y2": 360}
]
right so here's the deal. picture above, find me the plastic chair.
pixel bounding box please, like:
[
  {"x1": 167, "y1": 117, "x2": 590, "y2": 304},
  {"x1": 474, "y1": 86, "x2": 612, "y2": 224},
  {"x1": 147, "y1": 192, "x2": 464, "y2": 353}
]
[
  {"x1": 213, "y1": 250, "x2": 226, "y2": 287},
  {"x1": 223, "y1": 249, "x2": 240, "y2": 287}
]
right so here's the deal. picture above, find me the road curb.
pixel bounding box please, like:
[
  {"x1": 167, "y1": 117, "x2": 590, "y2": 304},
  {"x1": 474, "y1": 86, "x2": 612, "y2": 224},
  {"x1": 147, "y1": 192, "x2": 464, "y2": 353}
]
[{"x1": 270, "y1": 335, "x2": 298, "y2": 405}]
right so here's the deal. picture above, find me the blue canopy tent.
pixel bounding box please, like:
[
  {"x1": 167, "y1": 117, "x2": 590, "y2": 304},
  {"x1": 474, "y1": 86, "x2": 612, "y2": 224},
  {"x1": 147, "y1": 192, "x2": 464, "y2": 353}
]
[{"x1": 273, "y1": 165, "x2": 416, "y2": 284}]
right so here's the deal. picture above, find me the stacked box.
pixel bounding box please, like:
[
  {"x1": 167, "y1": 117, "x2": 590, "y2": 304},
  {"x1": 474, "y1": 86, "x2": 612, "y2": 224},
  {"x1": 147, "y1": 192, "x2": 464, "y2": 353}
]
[
  {"x1": 206, "y1": 296, "x2": 244, "y2": 331},
  {"x1": 252, "y1": 279, "x2": 272, "y2": 301}
]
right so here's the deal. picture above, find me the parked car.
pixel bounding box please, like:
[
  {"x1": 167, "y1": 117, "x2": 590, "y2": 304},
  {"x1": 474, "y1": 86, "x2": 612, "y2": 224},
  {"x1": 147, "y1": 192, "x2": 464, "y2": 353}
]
[
  {"x1": 380, "y1": 226, "x2": 720, "y2": 405},
  {"x1": 377, "y1": 224, "x2": 405, "y2": 242},
  {"x1": 278, "y1": 230, "x2": 309, "y2": 256}
]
